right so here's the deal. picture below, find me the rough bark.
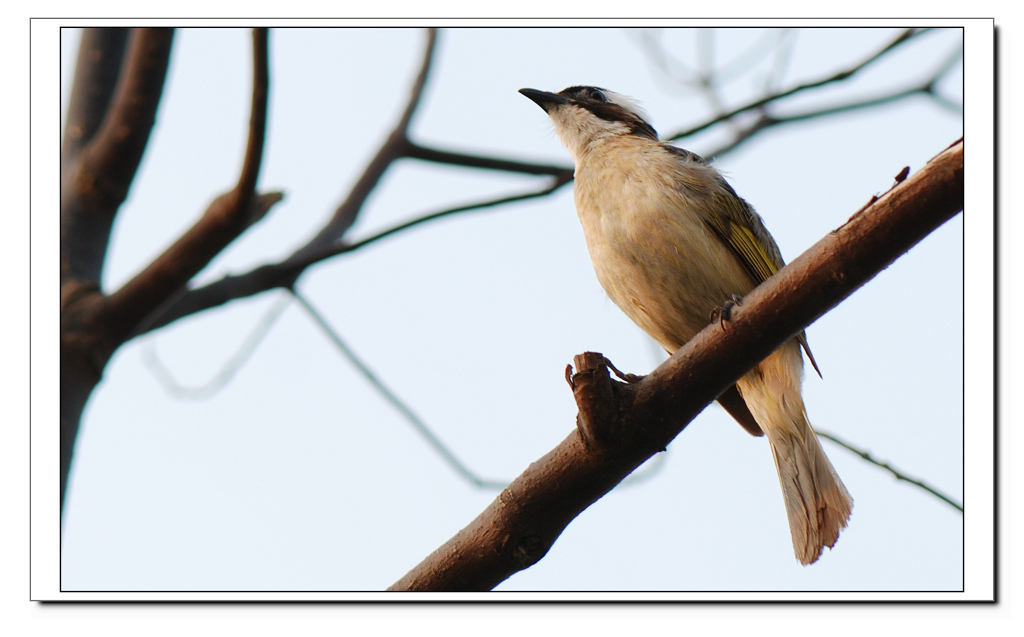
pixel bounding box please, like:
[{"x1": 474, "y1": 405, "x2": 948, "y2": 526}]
[
  {"x1": 60, "y1": 28, "x2": 271, "y2": 510},
  {"x1": 388, "y1": 139, "x2": 964, "y2": 591}
]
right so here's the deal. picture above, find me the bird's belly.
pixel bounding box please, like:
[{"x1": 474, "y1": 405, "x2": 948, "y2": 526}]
[{"x1": 579, "y1": 191, "x2": 755, "y2": 353}]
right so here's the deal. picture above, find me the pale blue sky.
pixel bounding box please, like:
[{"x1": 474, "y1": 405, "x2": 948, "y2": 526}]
[{"x1": 49, "y1": 24, "x2": 976, "y2": 596}]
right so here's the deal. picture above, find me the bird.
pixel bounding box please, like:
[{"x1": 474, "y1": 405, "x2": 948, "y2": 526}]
[{"x1": 520, "y1": 85, "x2": 853, "y2": 565}]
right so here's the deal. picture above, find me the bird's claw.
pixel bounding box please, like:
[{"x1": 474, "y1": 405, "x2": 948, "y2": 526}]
[
  {"x1": 711, "y1": 294, "x2": 744, "y2": 330},
  {"x1": 603, "y1": 355, "x2": 645, "y2": 384}
]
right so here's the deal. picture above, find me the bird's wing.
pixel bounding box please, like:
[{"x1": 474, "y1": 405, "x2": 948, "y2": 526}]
[{"x1": 664, "y1": 145, "x2": 821, "y2": 376}]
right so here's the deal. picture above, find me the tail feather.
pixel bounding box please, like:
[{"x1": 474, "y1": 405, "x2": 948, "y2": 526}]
[
  {"x1": 738, "y1": 342, "x2": 853, "y2": 565},
  {"x1": 767, "y1": 423, "x2": 853, "y2": 564}
]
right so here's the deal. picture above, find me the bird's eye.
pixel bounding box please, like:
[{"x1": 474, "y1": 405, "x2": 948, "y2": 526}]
[{"x1": 588, "y1": 89, "x2": 607, "y2": 102}]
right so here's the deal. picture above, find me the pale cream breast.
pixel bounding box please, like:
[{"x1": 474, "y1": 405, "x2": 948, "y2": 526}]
[{"x1": 573, "y1": 138, "x2": 757, "y2": 351}]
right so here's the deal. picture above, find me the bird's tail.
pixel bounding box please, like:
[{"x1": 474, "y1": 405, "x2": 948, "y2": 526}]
[{"x1": 737, "y1": 341, "x2": 853, "y2": 565}]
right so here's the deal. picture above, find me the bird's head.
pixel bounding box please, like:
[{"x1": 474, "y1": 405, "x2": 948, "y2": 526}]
[{"x1": 519, "y1": 86, "x2": 658, "y2": 161}]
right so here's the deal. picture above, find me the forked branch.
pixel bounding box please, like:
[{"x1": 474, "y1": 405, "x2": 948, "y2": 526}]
[{"x1": 102, "y1": 28, "x2": 272, "y2": 343}]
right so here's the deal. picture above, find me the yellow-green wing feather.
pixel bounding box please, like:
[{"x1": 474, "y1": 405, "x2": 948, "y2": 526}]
[
  {"x1": 710, "y1": 190, "x2": 822, "y2": 377},
  {"x1": 666, "y1": 144, "x2": 822, "y2": 376}
]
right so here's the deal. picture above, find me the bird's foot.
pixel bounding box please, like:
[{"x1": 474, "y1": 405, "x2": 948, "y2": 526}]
[
  {"x1": 710, "y1": 294, "x2": 745, "y2": 330},
  {"x1": 602, "y1": 355, "x2": 644, "y2": 384}
]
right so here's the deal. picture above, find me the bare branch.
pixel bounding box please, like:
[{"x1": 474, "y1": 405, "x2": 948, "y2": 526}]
[
  {"x1": 235, "y1": 28, "x2": 270, "y2": 204},
  {"x1": 405, "y1": 142, "x2": 570, "y2": 176},
  {"x1": 128, "y1": 255, "x2": 297, "y2": 337},
  {"x1": 291, "y1": 28, "x2": 438, "y2": 261},
  {"x1": 763, "y1": 29, "x2": 797, "y2": 95},
  {"x1": 61, "y1": 27, "x2": 176, "y2": 511},
  {"x1": 693, "y1": 30, "x2": 738, "y2": 135},
  {"x1": 60, "y1": 28, "x2": 130, "y2": 170},
  {"x1": 74, "y1": 28, "x2": 176, "y2": 209},
  {"x1": 122, "y1": 28, "x2": 957, "y2": 347},
  {"x1": 290, "y1": 289, "x2": 508, "y2": 489},
  {"x1": 389, "y1": 139, "x2": 963, "y2": 591},
  {"x1": 311, "y1": 170, "x2": 574, "y2": 262},
  {"x1": 923, "y1": 43, "x2": 965, "y2": 114},
  {"x1": 61, "y1": 28, "x2": 174, "y2": 284},
  {"x1": 701, "y1": 38, "x2": 962, "y2": 159},
  {"x1": 126, "y1": 28, "x2": 571, "y2": 335},
  {"x1": 102, "y1": 28, "x2": 272, "y2": 342},
  {"x1": 814, "y1": 429, "x2": 963, "y2": 513},
  {"x1": 142, "y1": 294, "x2": 291, "y2": 400},
  {"x1": 705, "y1": 83, "x2": 934, "y2": 158},
  {"x1": 666, "y1": 28, "x2": 931, "y2": 142},
  {"x1": 133, "y1": 171, "x2": 573, "y2": 335},
  {"x1": 632, "y1": 28, "x2": 785, "y2": 92},
  {"x1": 395, "y1": 28, "x2": 437, "y2": 134}
]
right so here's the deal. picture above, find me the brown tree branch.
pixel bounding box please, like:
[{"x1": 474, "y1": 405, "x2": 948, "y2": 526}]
[
  {"x1": 60, "y1": 28, "x2": 175, "y2": 510},
  {"x1": 307, "y1": 170, "x2": 575, "y2": 262},
  {"x1": 101, "y1": 28, "x2": 271, "y2": 344},
  {"x1": 125, "y1": 29, "x2": 955, "y2": 340},
  {"x1": 60, "y1": 28, "x2": 131, "y2": 170},
  {"x1": 404, "y1": 142, "x2": 570, "y2": 175},
  {"x1": 60, "y1": 28, "x2": 174, "y2": 285},
  {"x1": 62, "y1": 30, "x2": 271, "y2": 509},
  {"x1": 289, "y1": 28, "x2": 438, "y2": 264},
  {"x1": 132, "y1": 169, "x2": 574, "y2": 335},
  {"x1": 132, "y1": 28, "x2": 961, "y2": 339},
  {"x1": 234, "y1": 29, "x2": 271, "y2": 203},
  {"x1": 388, "y1": 139, "x2": 963, "y2": 591},
  {"x1": 79, "y1": 29, "x2": 177, "y2": 201}
]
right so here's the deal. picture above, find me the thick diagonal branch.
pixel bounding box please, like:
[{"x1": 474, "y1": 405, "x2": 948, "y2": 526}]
[{"x1": 388, "y1": 139, "x2": 963, "y2": 592}]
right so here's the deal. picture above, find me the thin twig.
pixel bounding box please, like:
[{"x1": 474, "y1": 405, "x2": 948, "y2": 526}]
[
  {"x1": 129, "y1": 28, "x2": 953, "y2": 337},
  {"x1": 294, "y1": 28, "x2": 438, "y2": 259},
  {"x1": 694, "y1": 30, "x2": 742, "y2": 137},
  {"x1": 136, "y1": 171, "x2": 574, "y2": 334},
  {"x1": 140, "y1": 271, "x2": 665, "y2": 493},
  {"x1": 815, "y1": 429, "x2": 963, "y2": 513},
  {"x1": 666, "y1": 28, "x2": 930, "y2": 142},
  {"x1": 234, "y1": 27, "x2": 270, "y2": 203},
  {"x1": 148, "y1": 278, "x2": 676, "y2": 493},
  {"x1": 702, "y1": 72, "x2": 956, "y2": 159},
  {"x1": 289, "y1": 288, "x2": 507, "y2": 490},
  {"x1": 142, "y1": 294, "x2": 291, "y2": 400},
  {"x1": 922, "y1": 43, "x2": 965, "y2": 114},
  {"x1": 632, "y1": 28, "x2": 784, "y2": 92},
  {"x1": 317, "y1": 171, "x2": 573, "y2": 260},
  {"x1": 404, "y1": 142, "x2": 569, "y2": 176}
]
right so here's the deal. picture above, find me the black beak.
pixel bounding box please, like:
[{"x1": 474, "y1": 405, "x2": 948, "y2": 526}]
[{"x1": 519, "y1": 88, "x2": 566, "y2": 112}]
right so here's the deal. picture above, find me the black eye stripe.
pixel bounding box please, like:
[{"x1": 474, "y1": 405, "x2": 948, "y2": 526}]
[
  {"x1": 587, "y1": 102, "x2": 627, "y2": 121},
  {"x1": 557, "y1": 85, "x2": 659, "y2": 141},
  {"x1": 558, "y1": 85, "x2": 610, "y2": 101}
]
